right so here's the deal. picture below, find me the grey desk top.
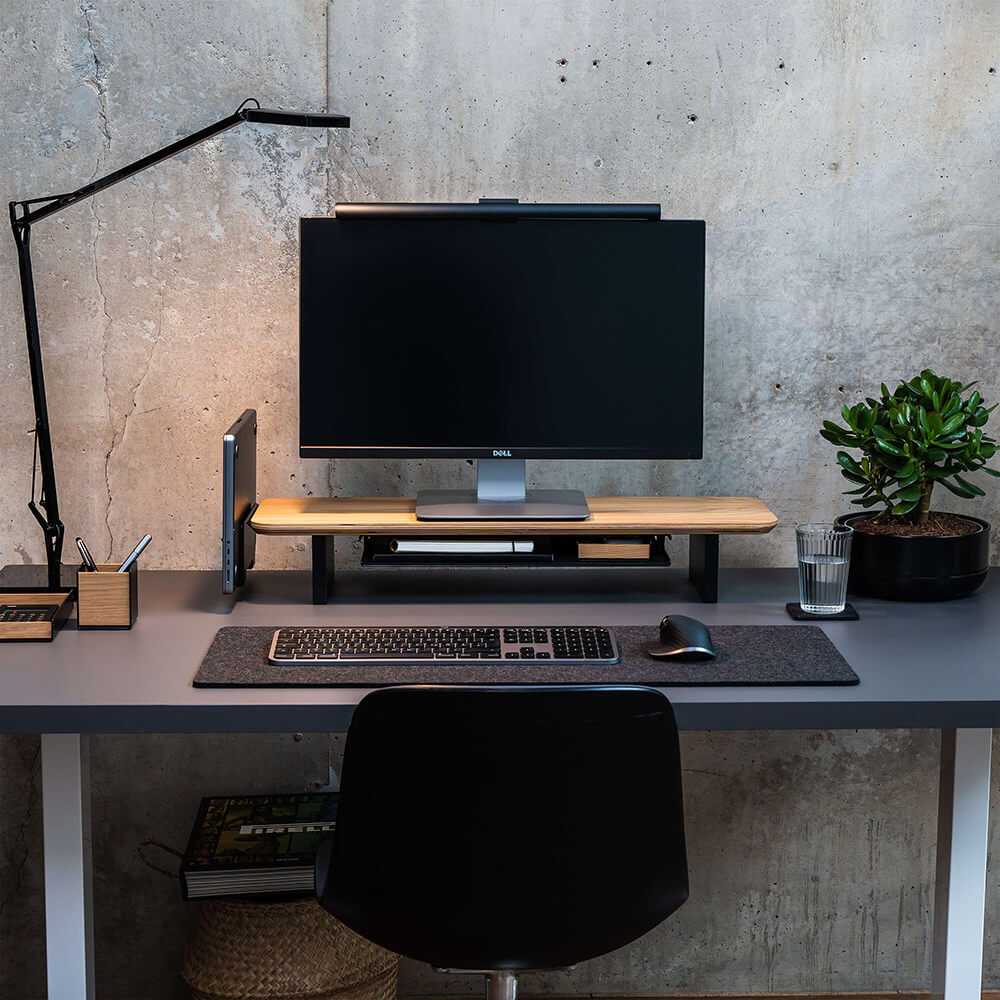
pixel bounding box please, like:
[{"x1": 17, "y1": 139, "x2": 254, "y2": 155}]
[{"x1": 0, "y1": 567, "x2": 997, "y2": 733}]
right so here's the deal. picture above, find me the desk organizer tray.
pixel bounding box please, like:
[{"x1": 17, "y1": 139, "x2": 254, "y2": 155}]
[
  {"x1": 194, "y1": 625, "x2": 859, "y2": 688},
  {"x1": 0, "y1": 588, "x2": 74, "y2": 641}
]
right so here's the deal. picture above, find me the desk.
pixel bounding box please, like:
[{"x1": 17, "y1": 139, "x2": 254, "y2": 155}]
[{"x1": 0, "y1": 568, "x2": 996, "y2": 1000}]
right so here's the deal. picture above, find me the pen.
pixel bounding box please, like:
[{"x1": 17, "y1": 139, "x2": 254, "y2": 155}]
[
  {"x1": 117, "y1": 534, "x2": 152, "y2": 573},
  {"x1": 76, "y1": 537, "x2": 98, "y2": 572}
]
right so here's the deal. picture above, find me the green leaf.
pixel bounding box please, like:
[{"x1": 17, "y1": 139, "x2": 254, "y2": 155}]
[
  {"x1": 969, "y1": 390, "x2": 980, "y2": 409},
  {"x1": 890, "y1": 484, "x2": 923, "y2": 502},
  {"x1": 891, "y1": 501, "x2": 918, "y2": 515},
  {"x1": 851, "y1": 495, "x2": 882, "y2": 507},
  {"x1": 837, "y1": 452, "x2": 865, "y2": 477},
  {"x1": 937, "y1": 478, "x2": 976, "y2": 498},
  {"x1": 875, "y1": 438, "x2": 905, "y2": 457},
  {"x1": 820, "y1": 429, "x2": 844, "y2": 446},
  {"x1": 841, "y1": 404, "x2": 859, "y2": 430},
  {"x1": 841, "y1": 471, "x2": 869, "y2": 486},
  {"x1": 953, "y1": 475, "x2": 985, "y2": 497},
  {"x1": 940, "y1": 412, "x2": 966, "y2": 435},
  {"x1": 982, "y1": 467, "x2": 1000, "y2": 477},
  {"x1": 920, "y1": 377, "x2": 935, "y2": 398}
]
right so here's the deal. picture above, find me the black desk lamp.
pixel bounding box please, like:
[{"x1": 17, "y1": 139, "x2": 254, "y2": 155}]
[{"x1": 10, "y1": 98, "x2": 349, "y2": 591}]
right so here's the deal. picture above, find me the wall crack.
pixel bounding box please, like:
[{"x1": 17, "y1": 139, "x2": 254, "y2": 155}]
[
  {"x1": 80, "y1": 2, "x2": 111, "y2": 153},
  {"x1": 0, "y1": 742, "x2": 41, "y2": 921},
  {"x1": 80, "y1": 0, "x2": 117, "y2": 555}
]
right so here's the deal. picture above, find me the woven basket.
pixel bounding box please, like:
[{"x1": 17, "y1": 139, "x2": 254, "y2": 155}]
[{"x1": 180, "y1": 897, "x2": 398, "y2": 1000}]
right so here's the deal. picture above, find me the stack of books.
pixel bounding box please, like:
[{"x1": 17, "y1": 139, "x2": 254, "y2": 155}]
[{"x1": 180, "y1": 792, "x2": 338, "y2": 900}]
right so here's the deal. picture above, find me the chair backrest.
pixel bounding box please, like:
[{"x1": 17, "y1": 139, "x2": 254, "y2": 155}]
[{"x1": 317, "y1": 684, "x2": 688, "y2": 971}]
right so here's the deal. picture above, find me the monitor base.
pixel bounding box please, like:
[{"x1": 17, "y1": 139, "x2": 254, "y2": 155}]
[{"x1": 415, "y1": 490, "x2": 591, "y2": 521}]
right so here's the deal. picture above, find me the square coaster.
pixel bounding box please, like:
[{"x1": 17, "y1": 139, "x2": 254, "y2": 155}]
[{"x1": 786, "y1": 602, "x2": 859, "y2": 621}]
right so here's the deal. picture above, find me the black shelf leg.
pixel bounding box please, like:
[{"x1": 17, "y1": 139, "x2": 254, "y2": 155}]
[
  {"x1": 311, "y1": 536, "x2": 335, "y2": 604},
  {"x1": 688, "y1": 534, "x2": 719, "y2": 602}
]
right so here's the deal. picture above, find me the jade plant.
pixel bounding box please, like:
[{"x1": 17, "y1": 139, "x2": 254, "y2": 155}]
[{"x1": 820, "y1": 370, "x2": 999, "y2": 524}]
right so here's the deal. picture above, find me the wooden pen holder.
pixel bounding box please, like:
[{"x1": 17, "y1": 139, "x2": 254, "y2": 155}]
[{"x1": 77, "y1": 563, "x2": 138, "y2": 629}]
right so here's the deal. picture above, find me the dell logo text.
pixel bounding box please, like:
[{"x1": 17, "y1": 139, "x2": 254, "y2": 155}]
[{"x1": 492, "y1": 449, "x2": 512, "y2": 458}]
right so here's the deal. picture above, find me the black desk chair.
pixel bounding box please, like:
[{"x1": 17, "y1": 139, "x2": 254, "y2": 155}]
[{"x1": 316, "y1": 685, "x2": 688, "y2": 1000}]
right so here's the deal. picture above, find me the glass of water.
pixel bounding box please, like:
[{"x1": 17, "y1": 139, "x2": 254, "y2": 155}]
[{"x1": 796, "y1": 523, "x2": 853, "y2": 614}]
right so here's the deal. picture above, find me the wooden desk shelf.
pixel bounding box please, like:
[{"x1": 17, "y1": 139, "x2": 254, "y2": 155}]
[{"x1": 250, "y1": 496, "x2": 778, "y2": 604}]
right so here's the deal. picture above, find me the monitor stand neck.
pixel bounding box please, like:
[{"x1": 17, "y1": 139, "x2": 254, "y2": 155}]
[
  {"x1": 414, "y1": 459, "x2": 591, "y2": 521},
  {"x1": 477, "y1": 458, "x2": 526, "y2": 502}
]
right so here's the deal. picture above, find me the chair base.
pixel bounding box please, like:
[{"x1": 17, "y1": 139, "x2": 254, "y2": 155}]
[
  {"x1": 487, "y1": 970, "x2": 517, "y2": 1000},
  {"x1": 435, "y1": 965, "x2": 576, "y2": 1000}
]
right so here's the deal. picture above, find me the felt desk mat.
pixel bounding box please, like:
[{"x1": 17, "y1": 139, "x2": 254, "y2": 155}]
[{"x1": 193, "y1": 625, "x2": 859, "y2": 688}]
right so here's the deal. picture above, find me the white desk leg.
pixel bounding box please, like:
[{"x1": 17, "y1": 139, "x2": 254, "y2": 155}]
[
  {"x1": 931, "y1": 728, "x2": 993, "y2": 1000},
  {"x1": 41, "y1": 734, "x2": 95, "y2": 1000}
]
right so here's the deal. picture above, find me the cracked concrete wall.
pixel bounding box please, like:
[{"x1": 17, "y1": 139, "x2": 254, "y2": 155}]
[
  {"x1": 1, "y1": 0, "x2": 997, "y2": 572},
  {"x1": 0, "y1": 2, "x2": 997, "y2": 999}
]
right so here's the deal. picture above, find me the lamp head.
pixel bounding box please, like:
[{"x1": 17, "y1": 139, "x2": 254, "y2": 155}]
[{"x1": 240, "y1": 106, "x2": 350, "y2": 129}]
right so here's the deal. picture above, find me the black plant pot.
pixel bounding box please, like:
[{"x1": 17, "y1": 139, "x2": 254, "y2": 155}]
[{"x1": 835, "y1": 512, "x2": 990, "y2": 601}]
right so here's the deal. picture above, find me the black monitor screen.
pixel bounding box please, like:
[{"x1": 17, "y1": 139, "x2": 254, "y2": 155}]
[{"x1": 299, "y1": 214, "x2": 704, "y2": 459}]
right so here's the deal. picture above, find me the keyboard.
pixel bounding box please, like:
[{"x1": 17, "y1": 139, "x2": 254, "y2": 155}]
[{"x1": 268, "y1": 626, "x2": 620, "y2": 665}]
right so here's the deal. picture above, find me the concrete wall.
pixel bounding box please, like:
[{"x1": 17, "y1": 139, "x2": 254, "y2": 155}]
[{"x1": 0, "y1": 1, "x2": 996, "y2": 998}]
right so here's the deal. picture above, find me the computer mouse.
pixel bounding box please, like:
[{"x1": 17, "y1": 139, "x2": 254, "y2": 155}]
[{"x1": 647, "y1": 614, "x2": 715, "y2": 661}]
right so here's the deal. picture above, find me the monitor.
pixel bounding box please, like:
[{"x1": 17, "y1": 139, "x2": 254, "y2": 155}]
[{"x1": 299, "y1": 203, "x2": 705, "y2": 520}]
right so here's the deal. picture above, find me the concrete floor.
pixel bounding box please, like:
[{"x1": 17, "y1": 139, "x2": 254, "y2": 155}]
[{"x1": 1, "y1": 1, "x2": 997, "y2": 997}]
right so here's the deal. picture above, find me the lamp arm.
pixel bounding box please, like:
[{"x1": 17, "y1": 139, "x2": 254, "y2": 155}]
[
  {"x1": 6, "y1": 104, "x2": 258, "y2": 590},
  {"x1": 10, "y1": 99, "x2": 349, "y2": 229},
  {"x1": 6, "y1": 97, "x2": 348, "y2": 589},
  {"x1": 9, "y1": 220, "x2": 65, "y2": 590},
  {"x1": 11, "y1": 110, "x2": 248, "y2": 229}
]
